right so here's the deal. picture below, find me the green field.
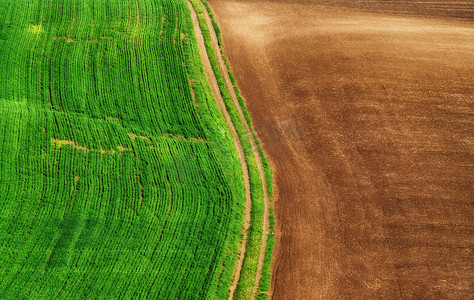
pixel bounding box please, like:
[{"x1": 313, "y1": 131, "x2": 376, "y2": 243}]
[{"x1": 0, "y1": 0, "x2": 247, "y2": 298}]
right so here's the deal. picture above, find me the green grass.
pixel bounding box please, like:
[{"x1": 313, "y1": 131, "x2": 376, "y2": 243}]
[{"x1": 0, "y1": 0, "x2": 245, "y2": 298}]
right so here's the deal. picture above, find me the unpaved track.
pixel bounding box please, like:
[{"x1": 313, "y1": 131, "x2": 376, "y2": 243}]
[
  {"x1": 195, "y1": 1, "x2": 271, "y2": 298},
  {"x1": 209, "y1": 0, "x2": 474, "y2": 299},
  {"x1": 186, "y1": 1, "x2": 252, "y2": 298}
]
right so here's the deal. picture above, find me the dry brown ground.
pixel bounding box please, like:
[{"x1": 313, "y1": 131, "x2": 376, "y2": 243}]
[{"x1": 208, "y1": 0, "x2": 474, "y2": 299}]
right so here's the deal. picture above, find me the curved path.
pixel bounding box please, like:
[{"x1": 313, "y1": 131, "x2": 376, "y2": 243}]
[
  {"x1": 186, "y1": 1, "x2": 252, "y2": 298},
  {"x1": 195, "y1": 1, "x2": 271, "y2": 298},
  {"x1": 188, "y1": 1, "x2": 272, "y2": 298}
]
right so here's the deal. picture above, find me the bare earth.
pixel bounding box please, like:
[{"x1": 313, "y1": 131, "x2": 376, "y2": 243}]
[{"x1": 208, "y1": 0, "x2": 474, "y2": 299}]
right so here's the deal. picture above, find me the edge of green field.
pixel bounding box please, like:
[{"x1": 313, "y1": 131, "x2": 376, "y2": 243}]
[
  {"x1": 189, "y1": 1, "x2": 275, "y2": 298},
  {"x1": 181, "y1": 4, "x2": 247, "y2": 298}
]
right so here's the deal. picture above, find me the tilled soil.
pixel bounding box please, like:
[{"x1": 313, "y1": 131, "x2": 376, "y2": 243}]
[{"x1": 208, "y1": 0, "x2": 474, "y2": 299}]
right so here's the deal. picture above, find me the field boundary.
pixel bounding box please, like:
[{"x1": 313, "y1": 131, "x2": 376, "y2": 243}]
[
  {"x1": 195, "y1": 1, "x2": 271, "y2": 299},
  {"x1": 186, "y1": 1, "x2": 252, "y2": 298},
  {"x1": 198, "y1": 3, "x2": 276, "y2": 297},
  {"x1": 189, "y1": 0, "x2": 274, "y2": 299}
]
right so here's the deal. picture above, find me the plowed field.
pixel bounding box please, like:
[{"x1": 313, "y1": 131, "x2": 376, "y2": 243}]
[{"x1": 208, "y1": 0, "x2": 474, "y2": 298}]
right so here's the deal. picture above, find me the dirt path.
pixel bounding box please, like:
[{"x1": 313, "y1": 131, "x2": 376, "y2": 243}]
[
  {"x1": 208, "y1": 0, "x2": 474, "y2": 299},
  {"x1": 186, "y1": 1, "x2": 252, "y2": 298},
  {"x1": 195, "y1": 1, "x2": 271, "y2": 298}
]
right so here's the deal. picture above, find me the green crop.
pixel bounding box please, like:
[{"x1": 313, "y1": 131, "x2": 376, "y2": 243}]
[{"x1": 0, "y1": 0, "x2": 244, "y2": 298}]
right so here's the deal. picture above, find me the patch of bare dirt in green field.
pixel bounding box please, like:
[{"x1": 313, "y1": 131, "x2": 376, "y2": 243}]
[{"x1": 51, "y1": 138, "x2": 132, "y2": 154}]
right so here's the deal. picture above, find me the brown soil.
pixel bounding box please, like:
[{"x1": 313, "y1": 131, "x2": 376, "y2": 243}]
[
  {"x1": 187, "y1": 1, "x2": 252, "y2": 297},
  {"x1": 208, "y1": 0, "x2": 474, "y2": 299}
]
